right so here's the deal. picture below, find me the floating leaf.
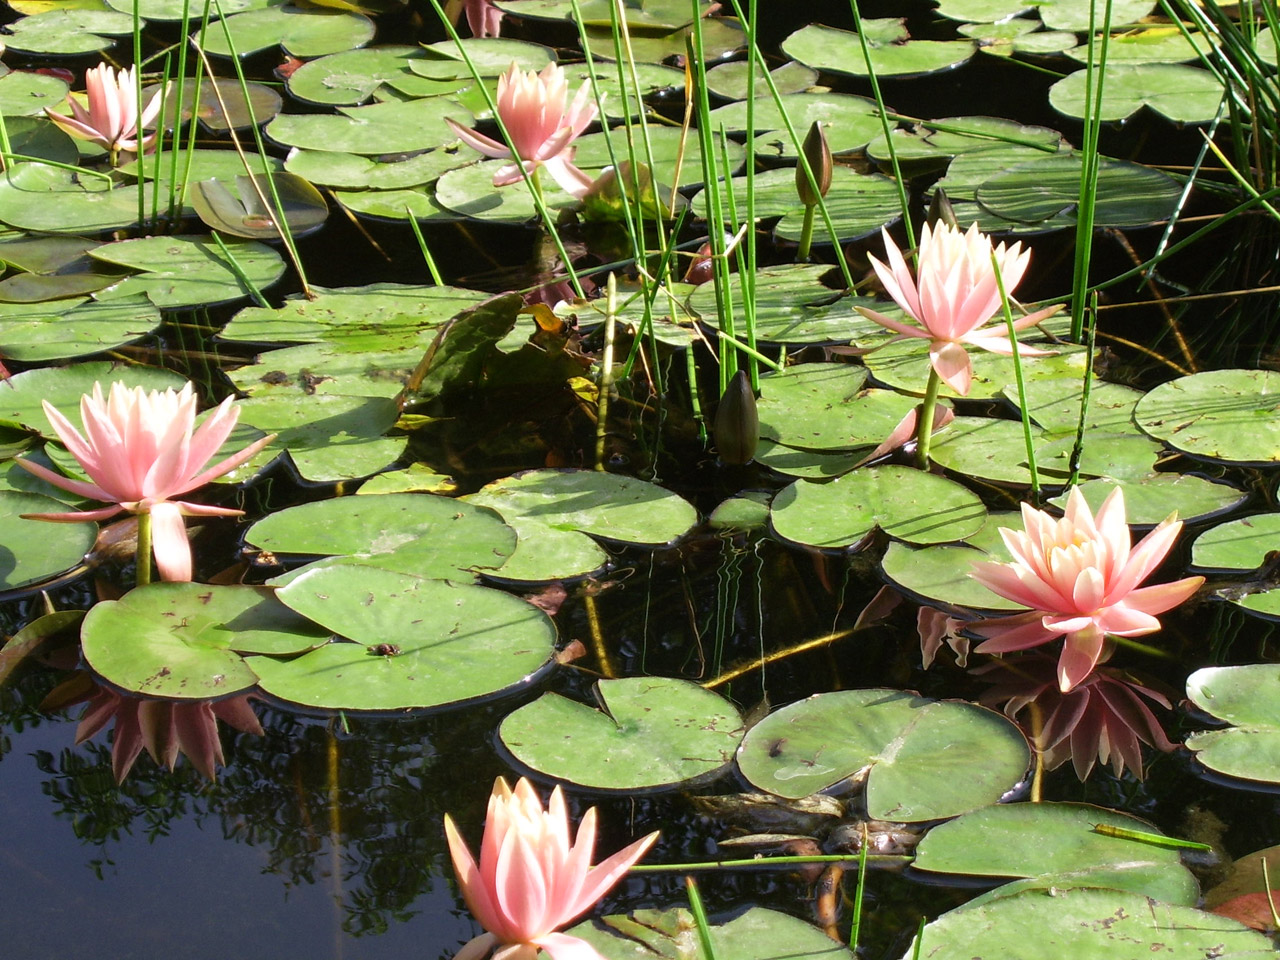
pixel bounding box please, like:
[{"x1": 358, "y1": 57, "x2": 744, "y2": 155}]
[
  {"x1": 707, "y1": 91, "x2": 882, "y2": 159},
  {"x1": 267, "y1": 97, "x2": 473, "y2": 155},
  {"x1": 500, "y1": 677, "x2": 743, "y2": 790},
  {"x1": 1050, "y1": 475, "x2": 1245, "y2": 526},
  {"x1": 573, "y1": 906, "x2": 852, "y2": 960},
  {"x1": 260, "y1": 566, "x2": 556, "y2": 710},
  {"x1": 881, "y1": 537, "x2": 1026, "y2": 612},
  {"x1": 197, "y1": 3, "x2": 375, "y2": 57},
  {"x1": 0, "y1": 361, "x2": 185, "y2": 436},
  {"x1": 0, "y1": 65, "x2": 69, "y2": 116},
  {"x1": 285, "y1": 147, "x2": 462, "y2": 190},
  {"x1": 2, "y1": 8, "x2": 134, "y2": 54},
  {"x1": 1191, "y1": 513, "x2": 1280, "y2": 573},
  {"x1": 1186, "y1": 664, "x2": 1280, "y2": 784},
  {"x1": 1135, "y1": 369, "x2": 1280, "y2": 464},
  {"x1": 1049, "y1": 62, "x2": 1226, "y2": 125},
  {"x1": 705, "y1": 60, "x2": 817, "y2": 100},
  {"x1": 89, "y1": 235, "x2": 286, "y2": 308},
  {"x1": 189, "y1": 172, "x2": 328, "y2": 240},
  {"x1": 770, "y1": 465, "x2": 988, "y2": 549},
  {"x1": 0, "y1": 163, "x2": 156, "y2": 234},
  {"x1": 737, "y1": 689, "x2": 1029, "y2": 819},
  {"x1": 755, "y1": 363, "x2": 918, "y2": 450},
  {"x1": 783, "y1": 20, "x2": 977, "y2": 79},
  {"x1": 0, "y1": 295, "x2": 159, "y2": 360},
  {"x1": 0, "y1": 490, "x2": 96, "y2": 591},
  {"x1": 146, "y1": 79, "x2": 283, "y2": 132}
]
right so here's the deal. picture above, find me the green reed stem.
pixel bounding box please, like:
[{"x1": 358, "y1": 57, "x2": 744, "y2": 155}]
[
  {"x1": 135, "y1": 510, "x2": 153, "y2": 587},
  {"x1": 994, "y1": 251, "x2": 1040, "y2": 502},
  {"x1": 848, "y1": 833, "x2": 870, "y2": 952},
  {"x1": 596, "y1": 273, "x2": 619, "y2": 471},
  {"x1": 428, "y1": 0, "x2": 585, "y2": 299},
  {"x1": 210, "y1": 230, "x2": 269, "y2": 307},
  {"x1": 712, "y1": 328, "x2": 783, "y2": 372},
  {"x1": 739, "y1": 0, "x2": 760, "y2": 390},
  {"x1": 1067, "y1": 294, "x2": 1097, "y2": 488},
  {"x1": 1108, "y1": 634, "x2": 1180, "y2": 660},
  {"x1": 133, "y1": 0, "x2": 145, "y2": 226},
  {"x1": 407, "y1": 210, "x2": 444, "y2": 286},
  {"x1": 684, "y1": 877, "x2": 719, "y2": 960},
  {"x1": 796, "y1": 204, "x2": 816, "y2": 262},
  {"x1": 0, "y1": 154, "x2": 113, "y2": 183},
  {"x1": 1070, "y1": 0, "x2": 1113, "y2": 342},
  {"x1": 915, "y1": 367, "x2": 941, "y2": 470}
]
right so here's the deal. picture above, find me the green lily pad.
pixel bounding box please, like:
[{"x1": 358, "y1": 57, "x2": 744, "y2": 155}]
[
  {"x1": 572, "y1": 906, "x2": 852, "y2": 960},
  {"x1": 189, "y1": 172, "x2": 328, "y2": 240},
  {"x1": 433, "y1": 157, "x2": 583, "y2": 221},
  {"x1": 0, "y1": 67, "x2": 69, "y2": 116},
  {"x1": 1134, "y1": 369, "x2": 1280, "y2": 465},
  {"x1": 686, "y1": 264, "x2": 885, "y2": 344},
  {"x1": 285, "y1": 45, "x2": 433, "y2": 105},
  {"x1": 755, "y1": 363, "x2": 919, "y2": 450},
  {"x1": 0, "y1": 361, "x2": 186, "y2": 435},
  {"x1": 219, "y1": 283, "x2": 487, "y2": 345},
  {"x1": 245, "y1": 493, "x2": 515, "y2": 580},
  {"x1": 197, "y1": 4, "x2": 375, "y2": 58},
  {"x1": 500, "y1": 677, "x2": 743, "y2": 791},
  {"x1": 1036, "y1": 0, "x2": 1158, "y2": 31},
  {"x1": 1, "y1": 115, "x2": 80, "y2": 168},
  {"x1": 706, "y1": 60, "x2": 817, "y2": 101},
  {"x1": 584, "y1": 15, "x2": 742, "y2": 64},
  {"x1": 465, "y1": 468, "x2": 697, "y2": 547},
  {"x1": 2, "y1": 9, "x2": 134, "y2": 54},
  {"x1": 119, "y1": 149, "x2": 285, "y2": 185},
  {"x1": 0, "y1": 490, "x2": 96, "y2": 591},
  {"x1": 1186, "y1": 664, "x2": 1280, "y2": 785},
  {"x1": 1191, "y1": 513, "x2": 1280, "y2": 573},
  {"x1": 783, "y1": 20, "x2": 977, "y2": 79},
  {"x1": 929, "y1": 416, "x2": 1047, "y2": 485},
  {"x1": 146, "y1": 79, "x2": 283, "y2": 133},
  {"x1": 491, "y1": 0, "x2": 706, "y2": 28},
  {"x1": 260, "y1": 566, "x2": 556, "y2": 710},
  {"x1": 770, "y1": 465, "x2": 988, "y2": 549},
  {"x1": 267, "y1": 97, "x2": 473, "y2": 155},
  {"x1": 0, "y1": 295, "x2": 159, "y2": 361},
  {"x1": 904, "y1": 887, "x2": 1270, "y2": 960},
  {"x1": 913, "y1": 801, "x2": 1198, "y2": 904},
  {"x1": 284, "y1": 148, "x2": 464, "y2": 190},
  {"x1": 737, "y1": 689, "x2": 1029, "y2": 820},
  {"x1": 416, "y1": 37, "x2": 557, "y2": 78},
  {"x1": 1066, "y1": 27, "x2": 1216, "y2": 64},
  {"x1": 1049, "y1": 62, "x2": 1226, "y2": 125},
  {"x1": 881, "y1": 538, "x2": 1025, "y2": 612},
  {"x1": 867, "y1": 116, "x2": 1065, "y2": 166},
  {"x1": 573, "y1": 124, "x2": 745, "y2": 189},
  {"x1": 357, "y1": 465, "x2": 456, "y2": 495},
  {"x1": 863, "y1": 338, "x2": 1083, "y2": 400},
  {"x1": 475, "y1": 516, "x2": 610, "y2": 583},
  {"x1": 105, "y1": 0, "x2": 271, "y2": 19},
  {"x1": 0, "y1": 234, "x2": 117, "y2": 303},
  {"x1": 332, "y1": 185, "x2": 456, "y2": 221},
  {"x1": 81, "y1": 583, "x2": 328, "y2": 699},
  {"x1": 227, "y1": 340, "x2": 423, "y2": 399},
  {"x1": 753, "y1": 438, "x2": 867, "y2": 479},
  {"x1": 0, "y1": 163, "x2": 157, "y2": 234},
  {"x1": 1050, "y1": 474, "x2": 1246, "y2": 526},
  {"x1": 976, "y1": 153, "x2": 1184, "y2": 228},
  {"x1": 89, "y1": 235, "x2": 286, "y2": 308},
  {"x1": 707, "y1": 91, "x2": 883, "y2": 159},
  {"x1": 708, "y1": 491, "x2": 771, "y2": 531}
]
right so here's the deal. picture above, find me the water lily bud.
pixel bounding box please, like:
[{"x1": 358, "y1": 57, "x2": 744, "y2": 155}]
[
  {"x1": 795, "y1": 120, "x2": 832, "y2": 207},
  {"x1": 714, "y1": 369, "x2": 759, "y2": 466},
  {"x1": 927, "y1": 188, "x2": 959, "y2": 230}
]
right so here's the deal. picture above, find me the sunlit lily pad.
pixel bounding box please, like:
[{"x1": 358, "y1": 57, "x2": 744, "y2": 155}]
[
  {"x1": 146, "y1": 79, "x2": 283, "y2": 132},
  {"x1": 0, "y1": 490, "x2": 96, "y2": 591},
  {"x1": 0, "y1": 163, "x2": 156, "y2": 234},
  {"x1": 707, "y1": 91, "x2": 883, "y2": 159},
  {"x1": 0, "y1": 234, "x2": 120, "y2": 303},
  {"x1": 118, "y1": 149, "x2": 285, "y2": 185},
  {"x1": 433, "y1": 158, "x2": 582, "y2": 220},
  {"x1": 1186, "y1": 665, "x2": 1280, "y2": 784},
  {"x1": 105, "y1": 0, "x2": 270, "y2": 18},
  {"x1": 0, "y1": 361, "x2": 186, "y2": 436},
  {"x1": 866, "y1": 116, "x2": 1065, "y2": 166},
  {"x1": 89, "y1": 235, "x2": 286, "y2": 308},
  {"x1": 755, "y1": 363, "x2": 918, "y2": 450},
  {"x1": 286, "y1": 45, "x2": 434, "y2": 105},
  {"x1": 573, "y1": 124, "x2": 745, "y2": 188},
  {"x1": 490, "y1": 0, "x2": 708, "y2": 28},
  {"x1": 267, "y1": 97, "x2": 473, "y2": 155},
  {"x1": 285, "y1": 147, "x2": 463, "y2": 190},
  {"x1": 416, "y1": 37, "x2": 557, "y2": 78},
  {"x1": 706, "y1": 60, "x2": 817, "y2": 101},
  {"x1": 1049, "y1": 62, "x2": 1227, "y2": 125},
  {"x1": 81, "y1": 583, "x2": 329, "y2": 699},
  {"x1": 572, "y1": 906, "x2": 851, "y2": 960},
  {"x1": 500, "y1": 677, "x2": 743, "y2": 791},
  {"x1": 227, "y1": 340, "x2": 422, "y2": 399},
  {"x1": 197, "y1": 4, "x2": 375, "y2": 57},
  {"x1": 913, "y1": 801, "x2": 1197, "y2": 904},
  {"x1": 1066, "y1": 27, "x2": 1215, "y2": 65},
  {"x1": 783, "y1": 20, "x2": 977, "y2": 79},
  {"x1": 0, "y1": 65, "x2": 69, "y2": 116},
  {"x1": 904, "y1": 887, "x2": 1268, "y2": 960},
  {"x1": 738, "y1": 689, "x2": 1029, "y2": 819},
  {"x1": 245, "y1": 493, "x2": 514, "y2": 580},
  {"x1": 881, "y1": 536, "x2": 1025, "y2": 612},
  {"x1": 2, "y1": 9, "x2": 134, "y2": 54},
  {"x1": 0, "y1": 294, "x2": 159, "y2": 360},
  {"x1": 929, "y1": 416, "x2": 1049, "y2": 485},
  {"x1": 0, "y1": 115, "x2": 79, "y2": 168},
  {"x1": 770, "y1": 465, "x2": 988, "y2": 549},
  {"x1": 753, "y1": 438, "x2": 867, "y2": 479},
  {"x1": 259, "y1": 566, "x2": 556, "y2": 710},
  {"x1": 584, "y1": 15, "x2": 742, "y2": 64},
  {"x1": 863, "y1": 338, "x2": 1083, "y2": 400},
  {"x1": 1134, "y1": 369, "x2": 1280, "y2": 465},
  {"x1": 189, "y1": 172, "x2": 328, "y2": 240},
  {"x1": 1048, "y1": 475, "x2": 1245, "y2": 526},
  {"x1": 1191, "y1": 513, "x2": 1280, "y2": 573},
  {"x1": 1035, "y1": 0, "x2": 1157, "y2": 31}
]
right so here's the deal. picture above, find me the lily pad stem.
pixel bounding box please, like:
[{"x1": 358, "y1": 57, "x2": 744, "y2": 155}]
[
  {"x1": 135, "y1": 509, "x2": 153, "y2": 587},
  {"x1": 630, "y1": 852, "x2": 911, "y2": 872},
  {"x1": 915, "y1": 367, "x2": 942, "y2": 469},
  {"x1": 796, "y1": 203, "x2": 816, "y2": 262},
  {"x1": 529, "y1": 165, "x2": 543, "y2": 202}
]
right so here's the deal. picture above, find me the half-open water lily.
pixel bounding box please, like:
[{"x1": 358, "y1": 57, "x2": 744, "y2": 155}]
[{"x1": 45, "y1": 64, "x2": 163, "y2": 164}]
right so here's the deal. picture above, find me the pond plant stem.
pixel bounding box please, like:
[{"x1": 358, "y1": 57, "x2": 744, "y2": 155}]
[
  {"x1": 848, "y1": 831, "x2": 870, "y2": 952},
  {"x1": 796, "y1": 204, "x2": 816, "y2": 263},
  {"x1": 684, "y1": 876, "x2": 719, "y2": 960},
  {"x1": 704, "y1": 626, "x2": 856, "y2": 688},
  {"x1": 1069, "y1": 0, "x2": 1113, "y2": 342},
  {"x1": 914, "y1": 369, "x2": 941, "y2": 470},
  {"x1": 596, "y1": 274, "x2": 618, "y2": 472},
  {"x1": 993, "y1": 252, "x2": 1040, "y2": 502},
  {"x1": 406, "y1": 212, "x2": 445, "y2": 286},
  {"x1": 1067, "y1": 294, "x2": 1098, "y2": 488},
  {"x1": 583, "y1": 592, "x2": 617, "y2": 679},
  {"x1": 629, "y1": 852, "x2": 911, "y2": 873},
  {"x1": 135, "y1": 511, "x2": 153, "y2": 587}
]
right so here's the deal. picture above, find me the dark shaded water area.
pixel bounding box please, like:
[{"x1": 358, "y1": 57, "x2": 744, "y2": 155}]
[{"x1": 4, "y1": 0, "x2": 1280, "y2": 957}]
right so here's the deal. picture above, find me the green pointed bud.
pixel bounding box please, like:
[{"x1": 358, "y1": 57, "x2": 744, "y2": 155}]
[
  {"x1": 927, "y1": 188, "x2": 959, "y2": 230},
  {"x1": 713, "y1": 369, "x2": 759, "y2": 466},
  {"x1": 795, "y1": 121, "x2": 832, "y2": 207}
]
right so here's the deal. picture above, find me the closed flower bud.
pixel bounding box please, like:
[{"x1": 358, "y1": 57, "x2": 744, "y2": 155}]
[
  {"x1": 714, "y1": 369, "x2": 759, "y2": 466},
  {"x1": 795, "y1": 120, "x2": 832, "y2": 206}
]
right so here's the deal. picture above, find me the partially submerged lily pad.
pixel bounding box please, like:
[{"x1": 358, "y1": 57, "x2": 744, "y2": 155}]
[{"x1": 1185, "y1": 665, "x2": 1280, "y2": 785}]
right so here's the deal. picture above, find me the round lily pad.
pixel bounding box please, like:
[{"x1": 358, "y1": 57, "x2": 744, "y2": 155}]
[
  {"x1": 573, "y1": 124, "x2": 745, "y2": 188},
  {"x1": 706, "y1": 60, "x2": 817, "y2": 101},
  {"x1": 245, "y1": 493, "x2": 515, "y2": 580},
  {"x1": 227, "y1": 340, "x2": 423, "y2": 399},
  {"x1": 1134, "y1": 369, "x2": 1280, "y2": 465},
  {"x1": 755, "y1": 363, "x2": 919, "y2": 450},
  {"x1": 0, "y1": 361, "x2": 186, "y2": 436},
  {"x1": 1191, "y1": 513, "x2": 1280, "y2": 573},
  {"x1": 863, "y1": 338, "x2": 1085, "y2": 400},
  {"x1": 1186, "y1": 664, "x2": 1280, "y2": 785},
  {"x1": 147, "y1": 79, "x2": 283, "y2": 132},
  {"x1": 188, "y1": 172, "x2": 328, "y2": 240},
  {"x1": 89, "y1": 235, "x2": 286, "y2": 308},
  {"x1": 433, "y1": 158, "x2": 583, "y2": 221},
  {"x1": 285, "y1": 148, "x2": 463, "y2": 190},
  {"x1": 286, "y1": 45, "x2": 429, "y2": 105},
  {"x1": 464, "y1": 468, "x2": 697, "y2": 547},
  {"x1": 0, "y1": 490, "x2": 96, "y2": 591},
  {"x1": 867, "y1": 115, "x2": 1065, "y2": 165},
  {"x1": 707, "y1": 91, "x2": 883, "y2": 159},
  {"x1": 737, "y1": 689, "x2": 1029, "y2": 820},
  {"x1": 783, "y1": 21, "x2": 977, "y2": 79},
  {"x1": 0, "y1": 295, "x2": 159, "y2": 361},
  {"x1": 2, "y1": 9, "x2": 134, "y2": 54},
  {"x1": 267, "y1": 97, "x2": 473, "y2": 155},
  {"x1": 929, "y1": 416, "x2": 1048, "y2": 485},
  {"x1": 770, "y1": 465, "x2": 988, "y2": 549},
  {"x1": 81, "y1": 583, "x2": 329, "y2": 699},
  {"x1": 500, "y1": 677, "x2": 744, "y2": 791},
  {"x1": 0, "y1": 67, "x2": 69, "y2": 117},
  {"x1": 0, "y1": 163, "x2": 155, "y2": 234},
  {"x1": 197, "y1": 4, "x2": 375, "y2": 58},
  {"x1": 474, "y1": 516, "x2": 609, "y2": 584},
  {"x1": 260, "y1": 566, "x2": 556, "y2": 710},
  {"x1": 881, "y1": 540, "x2": 1025, "y2": 612},
  {"x1": 1049, "y1": 62, "x2": 1228, "y2": 125},
  {"x1": 1048, "y1": 475, "x2": 1246, "y2": 526},
  {"x1": 903, "y1": 887, "x2": 1269, "y2": 960},
  {"x1": 913, "y1": 801, "x2": 1197, "y2": 904},
  {"x1": 754, "y1": 438, "x2": 867, "y2": 479}
]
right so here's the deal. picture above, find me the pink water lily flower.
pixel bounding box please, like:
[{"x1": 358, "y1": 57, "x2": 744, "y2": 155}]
[
  {"x1": 16, "y1": 381, "x2": 275, "y2": 582},
  {"x1": 856, "y1": 222, "x2": 1062, "y2": 395},
  {"x1": 970, "y1": 487, "x2": 1203, "y2": 693},
  {"x1": 445, "y1": 776, "x2": 658, "y2": 960},
  {"x1": 446, "y1": 62, "x2": 599, "y2": 198},
  {"x1": 45, "y1": 64, "x2": 163, "y2": 163},
  {"x1": 445, "y1": 0, "x2": 504, "y2": 37}
]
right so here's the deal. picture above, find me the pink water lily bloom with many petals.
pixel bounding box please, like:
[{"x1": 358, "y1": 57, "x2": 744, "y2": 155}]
[
  {"x1": 45, "y1": 64, "x2": 163, "y2": 162},
  {"x1": 17, "y1": 381, "x2": 275, "y2": 582},
  {"x1": 856, "y1": 222, "x2": 1062, "y2": 395},
  {"x1": 446, "y1": 62, "x2": 599, "y2": 198},
  {"x1": 445, "y1": 776, "x2": 658, "y2": 960},
  {"x1": 970, "y1": 487, "x2": 1203, "y2": 693}
]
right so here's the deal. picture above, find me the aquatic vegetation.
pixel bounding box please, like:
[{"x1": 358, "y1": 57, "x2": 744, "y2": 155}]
[
  {"x1": 446, "y1": 62, "x2": 599, "y2": 198},
  {"x1": 16, "y1": 382, "x2": 274, "y2": 583},
  {"x1": 970, "y1": 487, "x2": 1204, "y2": 693},
  {"x1": 43, "y1": 64, "x2": 161, "y2": 166},
  {"x1": 444, "y1": 776, "x2": 658, "y2": 960}
]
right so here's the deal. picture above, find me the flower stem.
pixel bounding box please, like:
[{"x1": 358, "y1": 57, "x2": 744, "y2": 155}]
[
  {"x1": 915, "y1": 366, "x2": 942, "y2": 469},
  {"x1": 135, "y1": 510, "x2": 153, "y2": 587},
  {"x1": 529, "y1": 164, "x2": 543, "y2": 201},
  {"x1": 796, "y1": 203, "x2": 816, "y2": 262}
]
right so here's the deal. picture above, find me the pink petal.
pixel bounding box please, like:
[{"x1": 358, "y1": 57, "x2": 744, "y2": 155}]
[
  {"x1": 13, "y1": 456, "x2": 113, "y2": 502},
  {"x1": 930, "y1": 341, "x2": 973, "y2": 395},
  {"x1": 852, "y1": 306, "x2": 930, "y2": 340},
  {"x1": 21, "y1": 505, "x2": 126, "y2": 523},
  {"x1": 493, "y1": 831, "x2": 550, "y2": 936},
  {"x1": 446, "y1": 815, "x2": 507, "y2": 937},
  {"x1": 446, "y1": 117, "x2": 513, "y2": 159},
  {"x1": 1119, "y1": 576, "x2": 1203, "y2": 618},
  {"x1": 180, "y1": 431, "x2": 277, "y2": 491},
  {"x1": 1058, "y1": 625, "x2": 1106, "y2": 692},
  {"x1": 971, "y1": 612, "x2": 1060, "y2": 652},
  {"x1": 562, "y1": 830, "x2": 657, "y2": 917},
  {"x1": 149, "y1": 501, "x2": 192, "y2": 582},
  {"x1": 532, "y1": 933, "x2": 606, "y2": 960},
  {"x1": 542, "y1": 155, "x2": 595, "y2": 198},
  {"x1": 454, "y1": 933, "x2": 500, "y2": 960}
]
